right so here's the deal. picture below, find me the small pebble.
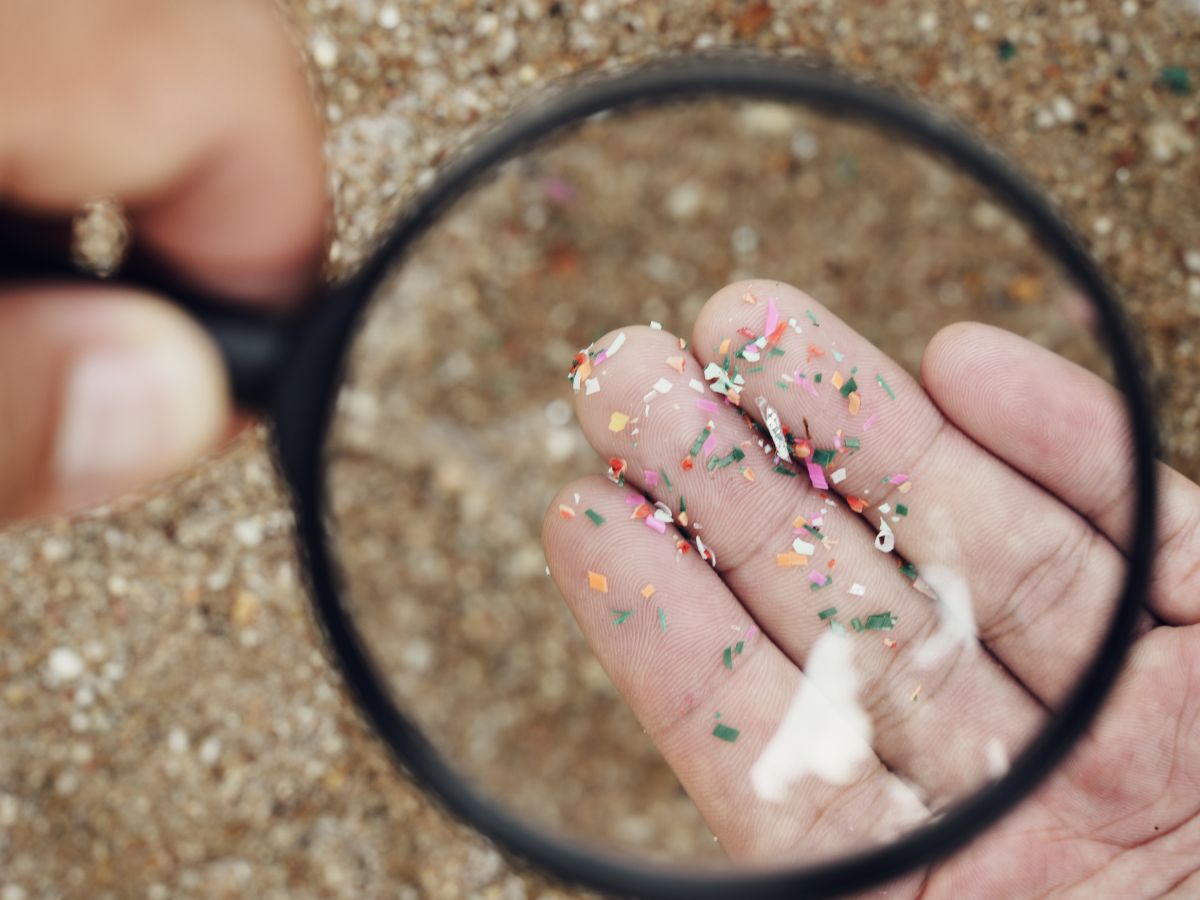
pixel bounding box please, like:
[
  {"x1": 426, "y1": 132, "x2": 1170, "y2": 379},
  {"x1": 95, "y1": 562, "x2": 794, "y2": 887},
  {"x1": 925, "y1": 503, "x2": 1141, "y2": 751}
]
[
  {"x1": 47, "y1": 647, "x2": 85, "y2": 683},
  {"x1": 310, "y1": 33, "x2": 338, "y2": 69}
]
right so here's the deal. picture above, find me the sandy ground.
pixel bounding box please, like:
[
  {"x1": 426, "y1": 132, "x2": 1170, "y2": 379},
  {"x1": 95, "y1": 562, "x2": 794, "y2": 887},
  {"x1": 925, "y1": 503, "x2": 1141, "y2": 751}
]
[{"x1": 1, "y1": 1, "x2": 1197, "y2": 897}]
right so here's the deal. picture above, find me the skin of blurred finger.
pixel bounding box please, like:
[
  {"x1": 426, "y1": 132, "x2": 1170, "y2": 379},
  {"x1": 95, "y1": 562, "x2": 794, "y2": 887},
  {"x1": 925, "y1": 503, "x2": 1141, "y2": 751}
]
[
  {"x1": 568, "y1": 324, "x2": 1043, "y2": 807},
  {"x1": 0, "y1": 285, "x2": 229, "y2": 519},
  {"x1": 542, "y1": 475, "x2": 930, "y2": 864},
  {"x1": 691, "y1": 280, "x2": 1127, "y2": 707},
  {"x1": 922, "y1": 321, "x2": 1200, "y2": 625},
  {"x1": 0, "y1": 0, "x2": 327, "y2": 305}
]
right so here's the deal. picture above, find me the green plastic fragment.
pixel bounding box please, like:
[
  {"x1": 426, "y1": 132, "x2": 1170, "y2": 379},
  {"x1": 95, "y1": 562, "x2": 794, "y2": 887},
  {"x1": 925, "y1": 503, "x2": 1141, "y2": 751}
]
[
  {"x1": 997, "y1": 38, "x2": 1017, "y2": 60},
  {"x1": 658, "y1": 607, "x2": 668, "y2": 633},
  {"x1": 818, "y1": 606, "x2": 838, "y2": 620},
  {"x1": 803, "y1": 524, "x2": 824, "y2": 539},
  {"x1": 712, "y1": 722, "x2": 741, "y2": 743},
  {"x1": 775, "y1": 380, "x2": 790, "y2": 390},
  {"x1": 830, "y1": 620, "x2": 846, "y2": 635},
  {"x1": 734, "y1": 640, "x2": 744, "y2": 655},
  {"x1": 806, "y1": 309, "x2": 820, "y2": 326},
  {"x1": 690, "y1": 426, "x2": 712, "y2": 457},
  {"x1": 679, "y1": 495, "x2": 687, "y2": 513},
  {"x1": 814, "y1": 373, "x2": 823, "y2": 383},
  {"x1": 1160, "y1": 66, "x2": 1192, "y2": 95},
  {"x1": 723, "y1": 646, "x2": 734, "y2": 670},
  {"x1": 812, "y1": 448, "x2": 836, "y2": 466},
  {"x1": 810, "y1": 574, "x2": 832, "y2": 591},
  {"x1": 845, "y1": 437, "x2": 861, "y2": 450},
  {"x1": 839, "y1": 377, "x2": 858, "y2": 398},
  {"x1": 899, "y1": 562, "x2": 918, "y2": 580},
  {"x1": 851, "y1": 617, "x2": 864, "y2": 632},
  {"x1": 896, "y1": 504, "x2": 909, "y2": 516},
  {"x1": 659, "y1": 468, "x2": 673, "y2": 492},
  {"x1": 585, "y1": 509, "x2": 605, "y2": 526},
  {"x1": 768, "y1": 347, "x2": 786, "y2": 357},
  {"x1": 773, "y1": 464, "x2": 797, "y2": 477},
  {"x1": 747, "y1": 365, "x2": 764, "y2": 374},
  {"x1": 876, "y1": 373, "x2": 896, "y2": 400},
  {"x1": 612, "y1": 609, "x2": 634, "y2": 625},
  {"x1": 864, "y1": 612, "x2": 896, "y2": 631}
]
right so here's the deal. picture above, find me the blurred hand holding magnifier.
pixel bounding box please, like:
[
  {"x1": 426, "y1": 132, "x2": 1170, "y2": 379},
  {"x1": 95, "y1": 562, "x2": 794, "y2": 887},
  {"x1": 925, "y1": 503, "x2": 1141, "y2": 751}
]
[{"x1": 1, "y1": 56, "x2": 1167, "y2": 898}]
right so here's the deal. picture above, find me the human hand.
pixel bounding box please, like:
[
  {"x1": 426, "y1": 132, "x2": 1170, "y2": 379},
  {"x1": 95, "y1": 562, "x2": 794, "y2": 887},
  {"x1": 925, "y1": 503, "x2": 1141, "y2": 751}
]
[
  {"x1": 0, "y1": 0, "x2": 325, "y2": 520},
  {"x1": 544, "y1": 279, "x2": 1200, "y2": 895}
]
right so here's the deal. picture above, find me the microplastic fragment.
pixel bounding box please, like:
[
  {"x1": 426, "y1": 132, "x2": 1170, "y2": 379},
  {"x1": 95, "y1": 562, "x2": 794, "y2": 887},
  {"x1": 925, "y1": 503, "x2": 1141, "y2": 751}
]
[
  {"x1": 712, "y1": 722, "x2": 740, "y2": 743},
  {"x1": 644, "y1": 515, "x2": 666, "y2": 534},
  {"x1": 847, "y1": 392, "x2": 861, "y2": 415},
  {"x1": 688, "y1": 378, "x2": 705, "y2": 394},
  {"x1": 719, "y1": 337, "x2": 731, "y2": 356},
  {"x1": 773, "y1": 464, "x2": 797, "y2": 477},
  {"x1": 608, "y1": 411, "x2": 630, "y2": 432},
  {"x1": 755, "y1": 396, "x2": 790, "y2": 462},
  {"x1": 659, "y1": 468, "x2": 673, "y2": 491},
  {"x1": 585, "y1": 378, "x2": 600, "y2": 395},
  {"x1": 896, "y1": 504, "x2": 909, "y2": 516},
  {"x1": 851, "y1": 617, "x2": 864, "y2": 632},
  {"x1": 558, "y1": 505, "x2": 576, "y2": 519},
  {"x1": 735, "y1": 640, "x2": 745, "y2": 654},
  {"x1": 723, "y1": 646, "x2": 734, "y2": 670},
  {"x1": 899, "y1": 562, "x2": 918, "y2": 580},
  {"x1": 845, "y1": 437, "x2": 861, "y2": 450},
  {"x1": 805, "y1": 309, "x2": 820, "y2": 326},
  {"x1": 645, "y1": 469, "x2": 659, "y2": 486},
  {"x1": 839, "y1": 376, "x2": 857, "y2": 398},
  {"x1": 876, "y1": 373, "x2": 896, "y2": 400},
  {"x1": 849, "y1": 583, "x2": 866, "y2": 596},
  {"x1": 830, "y1": 620, "x2": 846, "y2": 635},
  {"x1": 792, "y1": 538, "x2": 816, "y2": 556},
  {"x1": 809, "y1": 571, "x2": 832, "y2": 588},
  {"x1": 641, "y1": 584, "x2": 656, "y2": 599},
  {"x1": 652, "y1": 377, "x2": 673, "y2": 395},
  {"x1": 765, "y1": 298, "x2": 780, "y2": 335},
  {"x1": 818, "y1": 606, "x2": 838, "y2": 620},
  {"x1": 863, "y1": 414, "x2": 879, "y2": 431},
  {"x1": 830, "y1": 467, "x2": 847, "y2": 485},
  {"x1": 806, "y1": 460, "x2": 829, "y2": 491},
  {"x1": 658, "y1": 607, "x2": 668, "y2": 633},
  {"x1": 863, "y1": 612, "x2": 896, "y2": 631},
  {"x1": 585, "y1": 509, "x2": 605, "y2": 526},
  {"x1": 812, "y1": 448, "x2": 836, "y2": 467},
  {"x1": 588, "y1": 571, "x2": 608, "y2": 592},
  {"x1": 606, "y1": 332, "x2": 627, "y2": 358},
  {"x1": 667, "y1": 356, "x2": 687, "y2": 373},
  {"x1": 695, "y1": 398, "x2": 719, "y2": 413},
  {"x1": 689, "y1": 426, "x2": 713, "y2": 457},
  {"x1": 650, "y1": 320, "x2": 663, "y2": 330},
  {"x1": 777, "y1": 551, "x2": 808, "y2": 568},
  {"x1": 707, "y1": 447, "x2": 745, "y2": 471},
  {"x1": 878, "y1": 503, "x2": 891, "y2": 514},
  {"x1": 612, "y1": 609, "x2": 634, "y2": 624},
  {"x1": 875, "y1": 518, "x2": 895, "y2": 552},
  {"x1": 832, "y1": 371, "x2": 845, "y2": 390}
]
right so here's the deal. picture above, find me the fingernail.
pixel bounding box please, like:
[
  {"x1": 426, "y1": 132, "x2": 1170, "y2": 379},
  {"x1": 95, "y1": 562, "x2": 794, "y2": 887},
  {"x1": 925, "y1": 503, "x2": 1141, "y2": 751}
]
[{"x1": 54, "y1": 343, "x2": 217, "y2": 494}]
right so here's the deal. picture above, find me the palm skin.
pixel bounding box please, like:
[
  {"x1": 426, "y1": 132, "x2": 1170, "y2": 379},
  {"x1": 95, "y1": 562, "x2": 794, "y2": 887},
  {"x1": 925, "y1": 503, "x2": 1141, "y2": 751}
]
[{"x1": 544, "y1": 280, "x2": 1200, "y2": 897}]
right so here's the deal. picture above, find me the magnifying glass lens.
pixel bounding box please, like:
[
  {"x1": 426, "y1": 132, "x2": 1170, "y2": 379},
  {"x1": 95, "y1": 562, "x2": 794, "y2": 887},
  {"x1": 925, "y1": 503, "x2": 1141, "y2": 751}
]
[{"x1": 321, "y1": 96, "x2": 1129, "y2": 870}]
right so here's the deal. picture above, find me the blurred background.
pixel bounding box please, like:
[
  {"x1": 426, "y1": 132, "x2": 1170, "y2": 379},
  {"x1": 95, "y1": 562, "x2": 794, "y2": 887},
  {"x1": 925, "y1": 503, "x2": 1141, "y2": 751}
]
[{"x1": 1, "y1": 1, "x2": 1197, "y2": 897}]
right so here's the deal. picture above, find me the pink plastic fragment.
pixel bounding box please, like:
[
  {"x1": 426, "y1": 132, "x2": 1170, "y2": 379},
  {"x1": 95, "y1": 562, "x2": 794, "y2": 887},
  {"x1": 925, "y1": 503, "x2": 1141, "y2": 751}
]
[
  {"x1": 695, "y1": 398, "x2": 719, "y2": 413},
  {"x1": 889, "y1": 473, "x2": 909, "y2": 485},
  {"x1": 644, "y1": 515, "x2": 667, "y2": 534},
  {"x1": 806, "y1": 460, "x2": 829, "y2": 490},
  {"x1": 809, "y1": 570, "x2": 829, "y2": 586},
  {"x1": 765, "y1": 298, "x2": 780, "y2": 336},
  {"x1": 799, "y1": 377, "x2": 819, "y2": 398},
  {"x1": 702, "y1": 434, "x2": 718, "y2": 456},
  {"x1": 862, "y1": 413, "x2": 879, "y2": 432},
  {"x1": 645, "y1": 470, "x2": 659, "y2": 487}
]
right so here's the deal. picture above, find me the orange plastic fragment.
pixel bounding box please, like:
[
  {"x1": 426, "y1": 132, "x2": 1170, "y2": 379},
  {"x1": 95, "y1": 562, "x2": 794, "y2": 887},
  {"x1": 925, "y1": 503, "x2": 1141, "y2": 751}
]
[
  {"x1": 776, "y1": 552, "x2": 809, "y2": 568},
  {"x1": 666, "y1": 356, "x2": 686, "y2": 374},
  {"x1": 632, "y1": 503, "x2": 652, "y2": 519},
  {"x1": 718, "y1": 337, "x2": 731, "y2": 356},
  {"x1": 847, "y1": 496, "x2": 867, "y2": 513},
  {"x1": 743, "y1": 468, "x2": 756, "y2": 482},
  {"x1": 641, "y1": 584, "x2": 656, "y2": 599},
  {"x1": 848, "y1": 391, "x2": 861, "y2": 415},
  {"x1": 587, "y1": 571, "x2": 609, "y2": 592},
  {"x1": 681, "y1": 457, "x2": 694, "y2": 472},
  {"x1": 558, "y1": 505, "x2": 576, "y2": 519}
]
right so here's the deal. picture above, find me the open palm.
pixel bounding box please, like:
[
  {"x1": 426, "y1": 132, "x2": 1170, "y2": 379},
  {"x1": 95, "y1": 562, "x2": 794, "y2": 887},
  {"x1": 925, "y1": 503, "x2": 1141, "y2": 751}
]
[{"x1": 543, "y1": 280, "x2": 1200, "y2": 896}]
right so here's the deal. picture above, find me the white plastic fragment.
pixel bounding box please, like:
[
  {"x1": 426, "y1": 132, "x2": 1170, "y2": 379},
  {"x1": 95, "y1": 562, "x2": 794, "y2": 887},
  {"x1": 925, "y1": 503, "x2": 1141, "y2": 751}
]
[
  {"x1": 875, "y1": 517, "x2": 895, "y2": 553},
  {"x1": 830, "y1": 467, "x2": 847, "y2": 485},
  {"x1": 585, "y1": 378, "x2": 600, "y2": 395}
]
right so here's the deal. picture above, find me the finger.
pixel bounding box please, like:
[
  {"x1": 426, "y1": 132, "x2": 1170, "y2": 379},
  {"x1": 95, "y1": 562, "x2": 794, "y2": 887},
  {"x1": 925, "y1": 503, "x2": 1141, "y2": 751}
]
[
  {"x1": 543, "y1": 475, "x2": 930, "y2": 863},
  {"x1": 0, "y1": 284, "x2": 229, "y2": 519},
  {"x1": 923, "y1": 322, "x2": 1200, "y2": 625},
  {"x1": 569, "y1": 326, "x2": 1043, "y2": 807},
  {"x1": 0, "y1": 0, "x2": 326, "y2": 305},
  {"x1": 692, "y1": 280, "x2": 1126, "y2": 707}
]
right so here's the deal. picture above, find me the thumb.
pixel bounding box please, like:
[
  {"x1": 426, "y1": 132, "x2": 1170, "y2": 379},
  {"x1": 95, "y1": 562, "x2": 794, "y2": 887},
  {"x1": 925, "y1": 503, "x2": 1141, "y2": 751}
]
[{"x1": 0, "y1": 285, "x2": 229, "y2": 520}]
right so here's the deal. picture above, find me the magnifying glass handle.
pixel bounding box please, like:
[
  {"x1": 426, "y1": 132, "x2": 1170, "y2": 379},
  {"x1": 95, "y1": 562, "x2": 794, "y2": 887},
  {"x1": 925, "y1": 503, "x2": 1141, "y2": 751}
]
[{"x1": 0, "y1": 211, "x2": 292, "y2": 412}]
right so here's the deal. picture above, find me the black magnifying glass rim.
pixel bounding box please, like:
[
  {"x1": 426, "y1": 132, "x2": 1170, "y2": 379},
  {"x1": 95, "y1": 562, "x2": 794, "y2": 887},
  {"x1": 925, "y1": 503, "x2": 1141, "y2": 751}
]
[{"x1": 270, "y1": 54, "x2": 1158, "y2": 899}]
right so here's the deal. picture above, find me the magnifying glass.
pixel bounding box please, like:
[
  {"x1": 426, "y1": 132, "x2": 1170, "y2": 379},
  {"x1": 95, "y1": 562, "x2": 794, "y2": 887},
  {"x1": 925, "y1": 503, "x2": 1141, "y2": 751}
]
[{"x1": 1, "y1": 56, "x2": 1157, "y2": 898}]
